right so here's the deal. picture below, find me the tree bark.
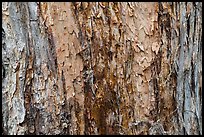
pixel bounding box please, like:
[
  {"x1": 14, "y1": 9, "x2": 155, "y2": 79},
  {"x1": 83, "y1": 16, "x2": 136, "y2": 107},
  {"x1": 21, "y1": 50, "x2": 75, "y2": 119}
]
[{"x1": 2, "y1": 2, "x2": 202, "y2": 135}]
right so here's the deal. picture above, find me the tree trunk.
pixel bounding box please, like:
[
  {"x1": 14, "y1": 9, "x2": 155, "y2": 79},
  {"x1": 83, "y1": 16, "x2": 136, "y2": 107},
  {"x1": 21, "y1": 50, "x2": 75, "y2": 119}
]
[{"x1": 2, "y1": 2, "x2": 202, "y2": 135}]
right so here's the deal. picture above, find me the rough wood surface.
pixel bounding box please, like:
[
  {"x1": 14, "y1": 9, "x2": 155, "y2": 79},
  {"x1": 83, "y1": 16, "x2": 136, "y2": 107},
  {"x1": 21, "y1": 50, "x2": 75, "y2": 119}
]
[{"x1": 2, "y1": 2, "x2": 202, "y2": 135}]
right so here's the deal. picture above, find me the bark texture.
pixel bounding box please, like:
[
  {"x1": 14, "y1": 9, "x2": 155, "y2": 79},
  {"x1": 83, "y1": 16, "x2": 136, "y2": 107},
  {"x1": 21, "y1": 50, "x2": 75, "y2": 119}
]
[{"x1": 2, "y1": 2, "x2": 202, "y2": 135}]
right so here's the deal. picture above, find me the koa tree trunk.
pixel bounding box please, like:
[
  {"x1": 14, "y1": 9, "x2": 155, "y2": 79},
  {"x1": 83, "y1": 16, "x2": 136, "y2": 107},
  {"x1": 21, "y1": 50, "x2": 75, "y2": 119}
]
[{"x1": 2, "y1": 2, "x2": 202, "y2": 135}]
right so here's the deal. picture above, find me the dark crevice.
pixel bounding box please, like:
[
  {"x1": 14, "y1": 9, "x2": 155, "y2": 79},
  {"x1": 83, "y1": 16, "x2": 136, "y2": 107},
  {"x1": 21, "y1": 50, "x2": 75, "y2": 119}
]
[
  {"x1": 190, "y1": 61, "x2": 195, "y2": 98},
  {"x1": 2, "y1": 28, "x2": 6, "y2": 42},
  {"x1": 154, "y1": 2, "x2": 163, "y2": 117},
  {"x1": 2, "y1": 27, "x2": 8, "y2": 80},
  {"x1": 193, "y1": 4, "x2": 197, "y2": 43},
  {"x1": 47, "y1": 31, "x2": 58, "y2": 75},
  {"x1": 153, "y1": 76, "x2": 160, "y2": 118},
  {"x1": 166, "y1": 13, "x2": 171, "y2": 58},
  {"x1": 72, "y1": 2, "x2": 85, "y2": 48},
  {"x1": 158, "y1": 3, "x2": 163, "y2": 34},
  {"x1": 186, "y1": 15, "x2": 190, "y2": 41}
]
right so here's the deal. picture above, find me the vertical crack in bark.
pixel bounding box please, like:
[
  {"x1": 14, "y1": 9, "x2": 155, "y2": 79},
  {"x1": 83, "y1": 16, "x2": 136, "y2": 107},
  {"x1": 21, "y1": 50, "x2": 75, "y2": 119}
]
[{"x1": 71, "y1": 3, "x2": 94, "y2": 134}]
